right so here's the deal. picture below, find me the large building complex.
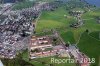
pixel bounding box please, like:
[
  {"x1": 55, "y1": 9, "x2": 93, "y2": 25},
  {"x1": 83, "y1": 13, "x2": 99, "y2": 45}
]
[{"x1": 29, "y1": 35, "x2": 70, "y2": 59}]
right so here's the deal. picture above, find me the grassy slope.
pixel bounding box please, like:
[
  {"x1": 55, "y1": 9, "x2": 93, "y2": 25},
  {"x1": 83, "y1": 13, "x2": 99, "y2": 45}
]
[
  {"x1": 36, "y1": 7, "x2": 75, "y2": 32},
  {"x1": 22, "y1": 51, "x2": 44, "y2": 66},
  {"x1": 22, "y1": 50, "x2": 76, "y2": 66},
  {"x1": 82, "y1": 10, "x2": 100, "y2": 19},
  {"x1": 89, "y1": 31, "x2": 100, "y2": 40},
  {"x1": 34, "y1": 57, "x2": 76, "y2": 66},
  {"x1": 78, "y1": 32, "x2": 100, "y2": 66},
  {"x1": 36, "y1": 7, "x2": 77, "y2": 43},
  {"x1": 36, "y1": 6, "x2": 100, "y2": 42},
  {"x1": 60, "y1": 31, "x2": 75, "y2": 44}
]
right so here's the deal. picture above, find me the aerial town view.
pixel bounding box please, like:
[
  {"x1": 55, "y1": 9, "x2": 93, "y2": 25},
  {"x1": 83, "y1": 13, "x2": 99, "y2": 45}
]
[{"x1": 0, "y1": 0, "x2": 100, "y2": 66}]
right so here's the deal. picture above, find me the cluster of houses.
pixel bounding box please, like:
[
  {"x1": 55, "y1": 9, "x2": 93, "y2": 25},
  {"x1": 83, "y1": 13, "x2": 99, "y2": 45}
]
[
  {"x1": 69, "y1": 10, "x2": 84, "y2": 28},
  {"x1": 0, "y1": 14, "x2": 35, "y2": 59},
  {"x1": 29, "y1": 35, "x2": 70, "y2": 59},
  {"x1": 0, "y1": 1, "x2": 63, "y2": 59},
  {"x1": 0, "y1": 3, "x2": 40, "y2": 59},
  {"x1": 96, "y1": 17, "x2": 100, "y2": 24},
  {"x1": 0, "y1": 3, "x2": 13, "y2": 15},
  {"x1": 28, "y1": 34, "x2": 90, "y2": 66}
]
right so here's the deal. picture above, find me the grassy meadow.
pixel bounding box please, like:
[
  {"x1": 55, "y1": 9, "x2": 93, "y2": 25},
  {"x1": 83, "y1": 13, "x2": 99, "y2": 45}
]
[{"x1": 78, "y1": 32, "x2": 100, "y2": 66}]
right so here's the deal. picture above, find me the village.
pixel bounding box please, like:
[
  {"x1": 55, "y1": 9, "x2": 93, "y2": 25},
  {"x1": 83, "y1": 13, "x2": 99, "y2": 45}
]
[{"x1": 0, "y1": 0, "x2": 100, "y2": 66}]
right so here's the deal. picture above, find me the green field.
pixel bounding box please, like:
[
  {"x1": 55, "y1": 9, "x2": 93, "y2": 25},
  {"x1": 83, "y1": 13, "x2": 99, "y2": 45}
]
[
  {"x1": 22, "y1": 51, "x2": 44, "y2": 66},
  {"x1": 78, "y1": 32, "x2": 100, "y2": 66},
  {"x1": 89, "y1": 31, "x2": 100, "y2": 40},
  {"x1": 36, "y1": 5, "x2": 100, "y2": 41},
  {"x1": 36, "y1": 7, "x2": 74, "y2": 32},
  {"x1": 60, "y1": 31, "x2": 75, "y2": 44},
  {"x1": 36, "y1": 7, "x2": 79, "y2": 42}
]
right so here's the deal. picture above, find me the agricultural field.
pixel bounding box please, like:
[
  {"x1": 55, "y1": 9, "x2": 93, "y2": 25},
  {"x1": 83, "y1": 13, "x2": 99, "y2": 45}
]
[
  {"x1": 89, "y1": 31, "x2": 100, "y2": 40},
  {"x1": 78, "y1": 32, "x2": 100, "y2": 66},
  {"x1": 36, "y1": 7, "x2": 73, "y2": 32},
  {"x1": 36, "y1": 6, "x2": 100, "y2": 42}
]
